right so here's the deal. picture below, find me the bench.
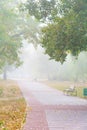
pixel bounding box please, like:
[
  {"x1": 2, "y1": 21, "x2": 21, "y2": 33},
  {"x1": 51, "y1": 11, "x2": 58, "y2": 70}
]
[{"x1": 63, "y1": 85, "x2": 77, "y2": 96}]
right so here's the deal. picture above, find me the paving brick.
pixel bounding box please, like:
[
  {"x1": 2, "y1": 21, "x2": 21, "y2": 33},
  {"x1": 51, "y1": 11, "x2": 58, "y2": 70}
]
[{"x1": 18, "y1": 81, "x2": 87, "y2": 130}]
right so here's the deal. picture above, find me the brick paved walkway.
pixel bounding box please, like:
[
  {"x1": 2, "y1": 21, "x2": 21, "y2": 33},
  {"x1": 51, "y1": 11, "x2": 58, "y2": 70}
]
[
  {"x1": 21, "y1": 89, "x2": 49, "y2": 130},
  {"x1": 18, "y1": 81, "x2": 87, "y2": 130}
]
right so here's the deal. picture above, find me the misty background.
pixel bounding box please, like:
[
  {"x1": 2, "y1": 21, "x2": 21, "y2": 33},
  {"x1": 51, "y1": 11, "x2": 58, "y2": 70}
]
[
  {"x1": 1, "y1": 0, "x2": 87, "y2": 82},
  {"x1": 6, "y1": 39, "x2": 87, "y2": 82}
]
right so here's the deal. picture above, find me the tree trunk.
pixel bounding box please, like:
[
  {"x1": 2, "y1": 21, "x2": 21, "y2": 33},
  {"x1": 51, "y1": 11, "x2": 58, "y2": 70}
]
[{"x1": 3, "y1": 66, "x2": 7, "y2": 80}]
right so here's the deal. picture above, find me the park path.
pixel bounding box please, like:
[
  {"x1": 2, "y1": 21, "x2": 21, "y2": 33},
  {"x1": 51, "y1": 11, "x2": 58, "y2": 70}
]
[{"x1": 18, "y1": 80, "x2": 87, "y2": 130}]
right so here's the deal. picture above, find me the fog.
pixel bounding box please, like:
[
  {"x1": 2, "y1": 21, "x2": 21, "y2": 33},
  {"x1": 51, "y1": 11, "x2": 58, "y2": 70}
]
[
  {"x1": 7, "y1": 40, "x2": 87, "y2": 82},
  {"x1": 8, "y1": 40, "x2": 60, "y2": 80},
  {"x1": 1, "y1": 0, "x2": 86, "y2": 82}
]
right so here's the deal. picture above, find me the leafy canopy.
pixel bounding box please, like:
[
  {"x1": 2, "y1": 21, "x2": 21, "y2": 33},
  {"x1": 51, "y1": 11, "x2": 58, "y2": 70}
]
[
  {"x1": 25, "y1": 0, "x2": 87, "y2": 63},
  {"x1": 0, "y1": 0, "x2": 22, "y2": 71}
]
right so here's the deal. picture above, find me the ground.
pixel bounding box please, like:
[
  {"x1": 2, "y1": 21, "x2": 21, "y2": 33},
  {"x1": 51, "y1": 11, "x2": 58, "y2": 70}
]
[
  {"x1": 0, "y1": 80, "x2": 26, "y2": 130},
  {"x1": 18, "y1": 80, "x2": 87, "y2": 130}
]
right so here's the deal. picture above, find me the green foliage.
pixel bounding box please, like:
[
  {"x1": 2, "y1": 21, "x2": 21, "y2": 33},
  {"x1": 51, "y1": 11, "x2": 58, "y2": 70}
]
[
  {"x1": 25, "y1": 0, "x2": 57, "y2": 21},
  {"x1": 41, "y1": 11, "x2": 87, "y2": 63},
  {"x1": 42, "y1": 0, "x2": 87, "y2": 62},
  {"x1": 0, "y1": 0, "x2": 41, "y2": 79},
  {"x1": 25, "y1": 0, "x2": 87, "y2": 63},
  {"x1": 0, "y1": 0, "x2": 22, "y2": 73}
]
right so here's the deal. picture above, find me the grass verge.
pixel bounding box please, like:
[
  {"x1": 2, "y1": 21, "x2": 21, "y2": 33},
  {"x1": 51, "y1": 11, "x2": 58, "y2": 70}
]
[
  {"x1": 42, "y1": 80, "x2": 87, "y2": 99},
  {"x1": 0, "y1": 80, "x2": 26, "y2": 130}
]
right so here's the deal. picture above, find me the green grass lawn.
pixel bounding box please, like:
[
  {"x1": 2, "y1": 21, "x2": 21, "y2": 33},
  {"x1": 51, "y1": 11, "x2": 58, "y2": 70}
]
[{"x1": 42, "y1": 80, "x2": 87, "y2": 99}]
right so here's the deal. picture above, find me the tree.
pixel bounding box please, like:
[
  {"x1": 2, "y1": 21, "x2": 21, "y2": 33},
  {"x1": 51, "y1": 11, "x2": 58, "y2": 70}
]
[
  {"x1": 0, "y1": 0, "x2": 41, "y2": 79},
  {"x1": 0, "y1": 1, "x2": 22, "y2": 79},
  {"x1": 25, "y1": 0, "x2": 87, "y2": 63},
  {"x1": 25, "y1": 0, "x2": 57, "y2": 21}
]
